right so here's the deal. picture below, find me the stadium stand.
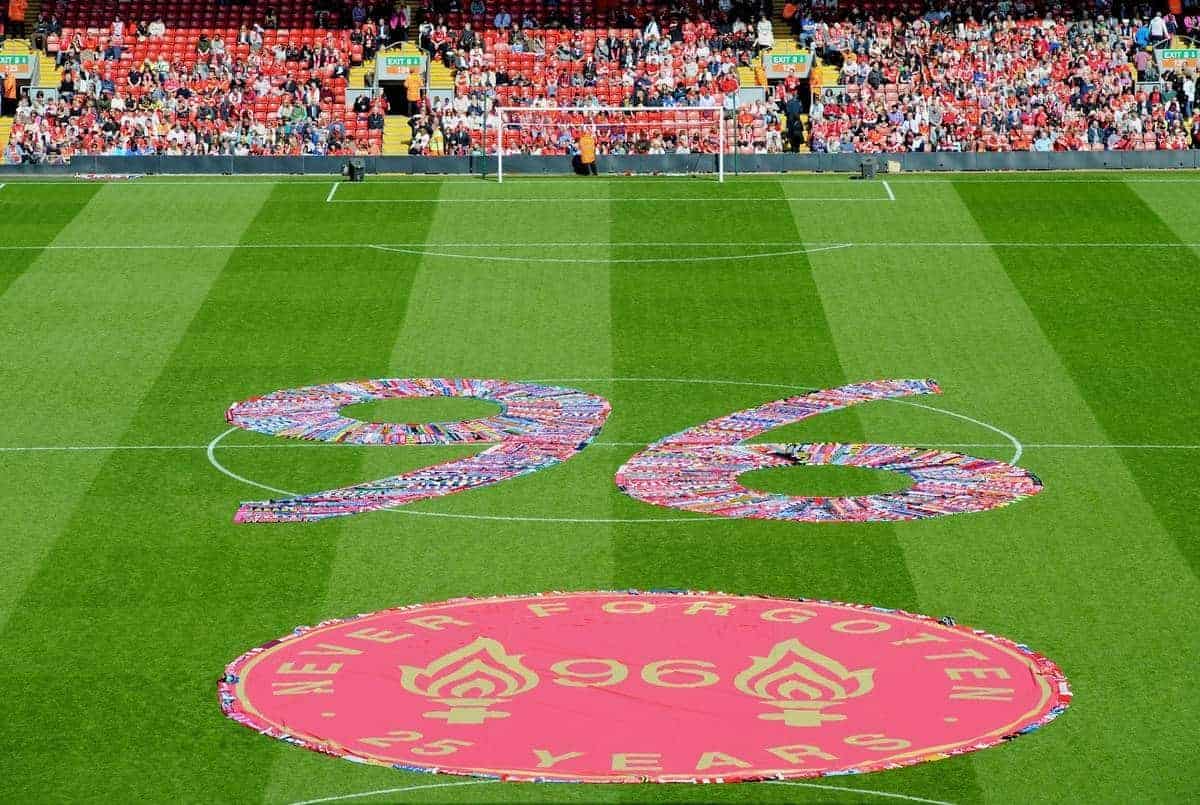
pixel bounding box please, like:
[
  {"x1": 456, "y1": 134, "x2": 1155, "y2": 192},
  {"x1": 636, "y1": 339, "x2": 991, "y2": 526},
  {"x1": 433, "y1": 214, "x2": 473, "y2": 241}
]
[
  {"x1": 805, "y1": 13, "x2": 1197, "y2": 153},
  {"x1": 2, "y1": 0, "x2": 1199, "y2": 162}
]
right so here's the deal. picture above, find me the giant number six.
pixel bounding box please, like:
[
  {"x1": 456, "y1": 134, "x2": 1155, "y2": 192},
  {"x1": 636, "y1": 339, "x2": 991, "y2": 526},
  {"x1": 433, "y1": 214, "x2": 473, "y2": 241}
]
[
  {"x1": 615, "y1": 378, "x2": 1041, "y2": 521},
  {"x1": 225, "y1": 377, "x2": 1041, "y2": 523}
]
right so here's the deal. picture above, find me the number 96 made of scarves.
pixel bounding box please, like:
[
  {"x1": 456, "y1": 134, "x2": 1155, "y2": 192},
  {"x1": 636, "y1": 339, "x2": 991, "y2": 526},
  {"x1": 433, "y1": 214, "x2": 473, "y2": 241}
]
[{"x1": 223, "y1": 377, "x2": 1042, "y2": 524}]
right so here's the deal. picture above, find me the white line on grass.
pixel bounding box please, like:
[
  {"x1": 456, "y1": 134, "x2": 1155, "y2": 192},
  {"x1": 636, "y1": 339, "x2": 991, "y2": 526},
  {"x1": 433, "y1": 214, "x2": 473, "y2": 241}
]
[
  {"x1": 288, "y1": 779, "x2": 497, "y2": 805},
  {"x1": 195, "y1": 376, "x2": 1031, "y2": 523},
  {"x1": 369, "y1": 243, "x2": 853, "y2": 264},
  {"x1": 5, "y1": 442, "x2": 1195, "y2": 454},
  {"x1": 3, "y1": 175, "x2": 1200, "y2": 187},
  {"x1": 285, "y1": 782, "x2": 950, "y2": 805},
  {"x1": 330, "y1": 196, "x2": 893, "y2": 203},
  {"x1": 902, "y1": 400, "x2": 1025, "y2": 464},
  {"x1": 883, "y1": 179, "x2": 896, "y2": 201},
  {"x1": 325, "y1": 181, "x2": 340, "y2": 203},
  {"x1": 204, "y1": 426, "x2": 723, "y2": 524},
  {"x1": 1, "y1": 441, "x2": 646, "y2": 452},
  {"x1": 537, "y1": 376, "x2": 1023, "y2": 466},
  {"x1": 3, "y1": 240, "x2": 1200, "y2": 251},
  {"x1": 770, "y1": 780, "x2": 956, "y2": 805},
  {"x1": 877, "y1": 176, "x2": 1200, "y2": 184},
  {"x1": 332, "y1": 197, "x2": 895, "y2": 204}
]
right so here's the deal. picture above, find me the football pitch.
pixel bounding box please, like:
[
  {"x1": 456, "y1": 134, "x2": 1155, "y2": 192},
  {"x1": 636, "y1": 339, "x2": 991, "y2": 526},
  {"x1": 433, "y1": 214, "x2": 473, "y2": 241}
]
[{"x1": 1, "y1": 172, "x2": 1197, "y2": 804}]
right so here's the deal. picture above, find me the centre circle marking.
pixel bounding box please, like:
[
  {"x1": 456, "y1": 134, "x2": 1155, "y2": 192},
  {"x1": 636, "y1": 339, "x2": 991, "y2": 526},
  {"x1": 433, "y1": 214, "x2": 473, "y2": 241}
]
[
  {"x1": 207, "y1": 377, "x2": 1024, "y2": 524},
  {"x1": 219, "y1": 591, "x2": 1070, "y2": 783}
]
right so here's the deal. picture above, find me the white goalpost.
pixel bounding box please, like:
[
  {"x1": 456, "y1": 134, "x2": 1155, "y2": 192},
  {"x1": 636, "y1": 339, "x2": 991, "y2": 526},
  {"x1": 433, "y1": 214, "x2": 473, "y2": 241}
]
[{"x1": 495, "y1": 106, "x2": 725, "y2": 183}]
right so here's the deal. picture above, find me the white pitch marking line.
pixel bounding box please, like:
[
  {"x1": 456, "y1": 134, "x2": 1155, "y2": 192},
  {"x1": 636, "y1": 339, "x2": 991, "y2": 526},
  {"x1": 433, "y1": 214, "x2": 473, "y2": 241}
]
[
  {"x1": 369, "y1": 243, "x2": 852, "y2": 264},
  {"x1": 883, "y1": 179, "x2": 896, "y2": 201},
  {"x1": 3, "y1": 175, "x2": 1200, "y2": 187},
  {"x1": 325, "y1": 182, "x2": 340, "y2": 203},
  {"x1": 6, "y1": 442, "x2": 1197, "y2": 454},
  {"x1": 287, "y1": 779, "x2": 497, "y2": 805},
  {"x1": 896, "y1": 399, "x2": 1025, "y2": 464},
  {"x1": 330, "y1": 196, "x2": 892, "y2": 203},
  {"x1": 536, "y1": 376, "x2": 1025, "y2": 467},
  {"x1": 3, "y1": 240, "x2": 1200, "y2": 251},
  {"x1": 770, "y1": 779, "x2": 956, "y2": 805},
  {"x1": 197, "y1": 376, "x2": 1030, "y2": 524},
  {"x1": 285, "y1": 778, "x2": 953, "y2": 805},
  {"x1": 204, "y1": 427, "x2": 719, "y2": 524}
]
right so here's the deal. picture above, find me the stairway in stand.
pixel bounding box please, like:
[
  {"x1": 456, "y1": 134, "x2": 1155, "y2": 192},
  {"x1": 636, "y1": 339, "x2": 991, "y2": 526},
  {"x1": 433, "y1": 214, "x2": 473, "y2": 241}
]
[
  {"x1": 1, "y1": 38, "x2": 33, "y2": 58},
  {"x1": 770, "y1": 8, "x2": 797, "y2": 48},
  {"x1": 349, "y1": 56, "x2": 375, "y2": 89},
  {"x1": 37, "y1": 42, "x2": 61, "y2": 88},
  {"x1": 22, "y1": 0, "x2": 42, "y2": 35},
  {"x1": 428, "y1": 58, "x2": 454, "y2": 91},
  {"x1": 382, "y1": 115, "x2": 411, "y2": 155},
  {"x1": 1, "y1": 40, "x2": 32, "y2": 141}
]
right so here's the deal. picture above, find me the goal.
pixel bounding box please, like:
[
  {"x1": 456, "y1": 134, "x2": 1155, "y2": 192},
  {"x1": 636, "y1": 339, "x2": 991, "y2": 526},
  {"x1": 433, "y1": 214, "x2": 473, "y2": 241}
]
[{"x1": 495, "y1": 106, "x2": 726, "y2": 182}]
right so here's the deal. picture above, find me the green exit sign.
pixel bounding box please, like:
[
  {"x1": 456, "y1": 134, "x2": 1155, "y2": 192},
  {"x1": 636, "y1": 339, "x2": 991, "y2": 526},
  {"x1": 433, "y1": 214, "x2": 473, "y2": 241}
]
[{"x1": 762, "y1": 51, "x2": 812, "y2": 78}]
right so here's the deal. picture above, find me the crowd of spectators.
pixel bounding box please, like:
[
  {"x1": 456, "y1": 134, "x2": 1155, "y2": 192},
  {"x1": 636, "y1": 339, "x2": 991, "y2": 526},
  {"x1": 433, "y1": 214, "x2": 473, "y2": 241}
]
[
  {"x1": 803, "y1": 10, "x2": 1200, "y2": 152},
  {"x1": 389, "y1": 1, "x2": 1200, "y2": 156},
  {"x1": 3, "y1": 17, "x2": 389, "y2": 162},
  {"x1": 4, "y1": 0, "x2": 1200, "y2": 161},
  {"x1": 408, "y1": 12, "x2": 779, "y2": 154}
]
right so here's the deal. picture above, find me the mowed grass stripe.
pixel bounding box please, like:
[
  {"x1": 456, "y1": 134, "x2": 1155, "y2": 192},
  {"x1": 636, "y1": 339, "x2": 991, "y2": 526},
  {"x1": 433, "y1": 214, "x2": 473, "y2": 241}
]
[
  {"x1": 956, "y1": 179, "x2": 1200, "y2": 572},
  {"x1": 0, "y1": 184, "x2": 104, "y2": 623},
  {"x1": 0, "y1": 183, "x2": 274, "y2": 638},
  {"x1": 263, "y1": 178, "x2": 620, "y2": 805},
  {"x1": 601, "y1": 179, "x2": 983, "y2": 804},
  {"x1": 805, "y1": 185, "x2": 1083, "y2": 804},
  {"x1": 0, "y1": 183, "x2": 100, "y2": 297},
  {"x1": 807, "y1": 177, "x2": 1200, "y2": 803},
  {"x1": 779, "y1": 185, "x2": 990, "y2": 805},
  {"x1": 0, "y1": 182, "x2": 440, "y2": 803},
  {"x1": 1097, "y1": 181, "x2": 1200, "y2": 581}
]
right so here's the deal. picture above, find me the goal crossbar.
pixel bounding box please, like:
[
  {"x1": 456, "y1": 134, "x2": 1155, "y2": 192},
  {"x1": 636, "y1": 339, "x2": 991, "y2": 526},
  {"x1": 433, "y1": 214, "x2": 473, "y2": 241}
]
[{"x1": 495, "y1": 105, "x2": 725, "y2": 182}]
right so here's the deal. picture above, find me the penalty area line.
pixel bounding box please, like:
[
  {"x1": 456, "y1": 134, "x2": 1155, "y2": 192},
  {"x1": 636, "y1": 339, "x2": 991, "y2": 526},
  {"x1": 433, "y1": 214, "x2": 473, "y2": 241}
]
[
  {"x1": 883, "y1": 179, "x2": 896, "y2": 201},
  {"x1": 325, "y1": 182, "x2": 340, "y2": 203}
]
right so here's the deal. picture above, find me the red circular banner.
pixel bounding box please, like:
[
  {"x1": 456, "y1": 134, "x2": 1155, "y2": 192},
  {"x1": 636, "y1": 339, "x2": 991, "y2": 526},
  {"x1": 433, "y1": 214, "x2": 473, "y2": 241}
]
[{"x1": 220, "y1": 592, "x2": 1070, "y2": 783}]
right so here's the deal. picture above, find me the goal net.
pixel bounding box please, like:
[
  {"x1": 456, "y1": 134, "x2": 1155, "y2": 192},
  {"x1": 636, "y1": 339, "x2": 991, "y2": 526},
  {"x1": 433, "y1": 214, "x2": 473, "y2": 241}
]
[{"x1": 495, "y1": 106, "x2": 726, "y2": 182}]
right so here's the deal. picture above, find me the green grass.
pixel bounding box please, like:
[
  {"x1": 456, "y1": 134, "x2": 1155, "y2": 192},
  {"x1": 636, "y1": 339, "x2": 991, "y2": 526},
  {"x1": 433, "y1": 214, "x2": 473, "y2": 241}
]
[
  {"x1": 739, "y1": 464, "x2": 913, "y2": 496},
  {"x1": 0, "y1": 172, "x2": 1197, "y2": 804}
]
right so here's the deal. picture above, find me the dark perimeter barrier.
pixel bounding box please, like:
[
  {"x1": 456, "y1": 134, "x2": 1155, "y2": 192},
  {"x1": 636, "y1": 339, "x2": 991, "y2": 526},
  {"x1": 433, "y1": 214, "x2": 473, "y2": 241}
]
[{"x1": 3, "y1": 151, "x2": 1200, "y2": 176}]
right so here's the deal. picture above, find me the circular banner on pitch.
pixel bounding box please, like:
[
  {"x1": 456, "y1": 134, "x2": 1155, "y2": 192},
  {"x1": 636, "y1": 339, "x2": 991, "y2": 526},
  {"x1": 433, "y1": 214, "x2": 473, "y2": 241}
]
[{"x1": 219, "y1": 592, "x2": 1070, "y2": 783}]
